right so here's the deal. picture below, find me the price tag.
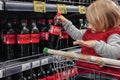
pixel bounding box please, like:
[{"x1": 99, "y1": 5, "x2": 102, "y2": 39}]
[
  {"x1": 32, "y1": 60, "x2": 40, "y2": 68},
  {"x1": 78, "y1": 5, "x2": 86, "y2": 14},
  {"x1": 22, "y1": 63, "x2": 31, "y2": 71},
  {"x1": 0, "y1": 69, "x2": 3, "y2": 78},
  {"x1": 41, "y1": 58, "x2": 48, "y2": 65},
  {"x1": 56, "y1": 4, "x2": 67, "y2": 14},
  {"x1": 0, "y1": 1, "x2": 3, "y2": 10},
  {"x1": 33, "y1": 1, "x2": 46, "y2": 13}
]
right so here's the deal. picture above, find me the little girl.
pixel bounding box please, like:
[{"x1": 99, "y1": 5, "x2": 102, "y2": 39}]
[{"x1": 55, "y1": 0, "x2": 120, "y2": 79}]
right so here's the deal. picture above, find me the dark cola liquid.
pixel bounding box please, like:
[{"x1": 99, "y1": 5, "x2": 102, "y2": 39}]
[
  {"x1": 37, "y1": 66, "x2": 47, "y2": 80},
  {"x1": 46, "y1": 64, "x2": 56, "y2": 80},
  {"x1": 26, "y1": 70, "x2": 37, "y2": 80},
  {"x1": 2, "y1": 21, "x2": 16, "y2": 60},
  {"x1": 12, "y1": 72, "x2": 27, "y2": 80},
  {"x1": 17, "y1": 20, "x2": 30, "y2": 58},
  {"x1": 4, "y1": 76, "x2": 12, "y2": 80},
  {"x1": 30, "y1": 20, "x2": 40, "y2": 55},
  {"x1": 0, "y1": 25, "x2": 2, "y2": 61},
  {"x1": 58, "y1": 28, "x2": 69, "y2": 49},
  {"x1": 48, "y1": 25, "x2": 61, "y2": 49}
]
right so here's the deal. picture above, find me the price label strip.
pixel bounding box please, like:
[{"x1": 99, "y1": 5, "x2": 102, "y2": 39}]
[
  {"x1": 0, "y1": 69, "x2": 3, "y2": 78},
  {"x1": 0, "y1": 1, "x2": 3, "y2": 10},
  {"x1": 78, "y1": 5, "x2": 86, "y2": 14},
  {"x1": 32, "y1": 60, "x2": 40, "y2": 68},
  {"x1": 41, "y1": 58, "x2": 48, "y2": 65},
  {"x1": 22, "y1": 63, "x2": 31, "y2": 71},
  {"x1": 33, "y1": 1, "x2": 46, "y2": 13},
  {"x1": 56, "y1": 4, "x2": 67, "y2": 14}
]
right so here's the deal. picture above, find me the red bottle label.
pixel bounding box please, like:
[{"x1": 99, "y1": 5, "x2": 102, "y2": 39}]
[
  {"x1": 38, "y1": 77, "x2": 46, "y2": 80},
  {"x1": 47, "y1": 75, "x2": 56, "y2": 80},
  {"x1": 59, "y1": 31, "x2": 68, "y2": 39},
  {"x1": 30, "y1": 34, "x2": 40, "y2": 43},
  {"x1": 40, "y1": 32, "x2": 49, "y2": 40},
  {"x1": 17, "y1": 34, "x2": 30, "y2": 44},
  {"x1": 50, "y1": 25, "x2": 61, "y2": 35},
  {"x1": 3, "y1": 34, "x2": 16, "y2": 44}
]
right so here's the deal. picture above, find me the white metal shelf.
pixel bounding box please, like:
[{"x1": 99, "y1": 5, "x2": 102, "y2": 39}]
[
  {"x1": 0, "y1": 46, "x2": 80, "y2": 78},
  {"x1": 5, "y1": 1, "x2": 78, "y2": 12}
]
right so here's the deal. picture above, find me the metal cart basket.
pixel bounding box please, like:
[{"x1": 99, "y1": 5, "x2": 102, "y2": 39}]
[{"x1": 52, "y1": 55, "x2": 120, "y2": 80}]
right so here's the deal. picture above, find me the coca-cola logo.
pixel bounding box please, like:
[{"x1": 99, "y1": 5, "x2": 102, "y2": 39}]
[
  {"x1": 40, "y1": 32, "x2": 49, "y2": 40},
  {"x1": 30, "y1": 34, "x2": 40, "y2": 43},
  {"x1": 18, "y1": 37, "x2": 30, "y2": 41},
  {"x1": 31, "y1": 35, "x2": 39, "y2": 40},
  {"x1": 17, "y1": 34, "x2": 30, "y2": 44},
  {"x1": 50, "y1": 25, "x2": 61, "y2": 35},
  {"x1": 3, "y1": 34, "x2": 16, "y2": 44}
]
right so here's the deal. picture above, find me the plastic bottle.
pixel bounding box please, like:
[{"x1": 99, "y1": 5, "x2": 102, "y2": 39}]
[
  {"x1": 30, "y1": 20, "x2": 40, "y2": 55},
  {"x1": 27, "y1": 70, "x2": 37, "y2": 80},
  {"x1": 39, "y1": 19, "x2": 49, "y2": 54},
  {"x1": 12, "y1": 72, "x2": 27, "y2": 80},
  {"x1": 17, "y1": 19, "x2": 30, "y2": 58},
  {"x1": 48, "y1": 13, "x2": 62, "y2": 49},
  {"x1": 46, "y1": 63, "x2": 56, "y2": 80},
  {"x1": 2, "y1": 20, "x2": 16, "y2": 60},
  {"x1": 37, "y1": 66, "x2": 47, "y2": 80},
  {"x1": 4, "y1": 75, "x2": 12, "y2": 80}
]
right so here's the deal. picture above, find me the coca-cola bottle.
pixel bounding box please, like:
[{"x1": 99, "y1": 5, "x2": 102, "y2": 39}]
[
  {"x1": 12, "y1": 72, "x2": 27, "y2": 80},
  {"x1": 4, "y1": 75, "x2": 12, "y2": 80},
  {"x1": 26, "y1": 69, "x2": 37, "y2": 80},
  {"x1": 2, "y1": 20, "x2": 16, "y2": 60},
  {"x1": 39, "y1": 19, "x2": 49, "y2": 54},
  {"x1": 46, "y1": 63, "x2": 56, "y2": 80},
  {"x1": 37, "y1": 66, "x2": 47, "y2": 80},
  {"x1": 30, "y1": 20, "x2": 40, "y2": 55},
  {"x1": 17, "y1": 19, "x2": 30, "y2": 58},
  {"x1": 48, "y1": 20, "x2": 61, "y2": 49},
  {"x1": 0, "y1": 19, "x2": 4, "y2": 62},
  {"x1": 79, "y1": 18, "x2": 85, "y2": 29},
  {"x1": 18, "y1": 73, "x2": 27, "y2": 80},
  {"x1": 12, "y1": 18, "x2": 19, "y2": 59}
]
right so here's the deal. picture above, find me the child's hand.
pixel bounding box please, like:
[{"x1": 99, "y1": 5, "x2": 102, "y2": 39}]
[
  {"x1": 54, "y1": 15, "x2": 68, "y2": 26},
  {"x1": 73, "y1": 40, "x2": 96, "y2": 48}
]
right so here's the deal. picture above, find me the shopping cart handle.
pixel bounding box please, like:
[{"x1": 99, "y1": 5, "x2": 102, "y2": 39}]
[
  {"x1": 43, "y1": 47, "x2": 120, "y2": 67},
  {"x1": 43, "y1": 47, "x2": 49, "y2": 55}
]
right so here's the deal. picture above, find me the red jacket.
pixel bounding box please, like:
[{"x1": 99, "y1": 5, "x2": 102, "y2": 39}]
[{"x1": 76, "y1": 28, "x2": 120, "y2": 79}]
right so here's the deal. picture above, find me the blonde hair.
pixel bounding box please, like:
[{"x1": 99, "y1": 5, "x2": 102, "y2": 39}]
[{"x1": 86, "y1": 0, "x2": 120, "y2": 30}]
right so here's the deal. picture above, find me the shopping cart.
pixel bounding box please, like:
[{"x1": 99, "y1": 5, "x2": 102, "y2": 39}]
[{"x1": 51, "y1": 55, "x2": 120, "y2": 80}]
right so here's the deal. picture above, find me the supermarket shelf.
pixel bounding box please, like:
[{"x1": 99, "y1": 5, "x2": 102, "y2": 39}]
[
  {"x1": 0, "y1": 56, "x2": 55, "y2": 78},
  {"x1": 0, "y1": 46, "x2": 80, "y2": 78},
  {"x1": 5, "y1": 1, "x2": 78, "y2": 12}
]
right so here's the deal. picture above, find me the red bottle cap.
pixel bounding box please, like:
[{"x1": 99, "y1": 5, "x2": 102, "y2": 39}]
[
  {"x1": 56, "y1": 12, "x2": 61, "y2": 16},
  {"x1": 48, "y1": 19, "x2": 53, "y2": 23},
  {"x1": 38, "y1": 19, "x2": 46, "y2": 22}
]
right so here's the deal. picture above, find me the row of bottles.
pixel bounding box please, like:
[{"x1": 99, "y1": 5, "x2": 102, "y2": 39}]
[
  {"x1": 0, "y1": 17, "x2": 72, "y2": 61},
  {"x1": 2, "y1": 60, "x2": 78, "y2": 80},
  {"x1": 0, "y1": 15, "x2": 87, "y2": 61}
]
